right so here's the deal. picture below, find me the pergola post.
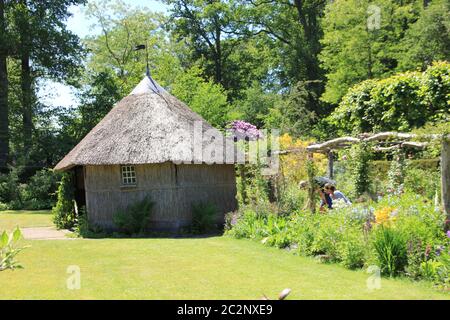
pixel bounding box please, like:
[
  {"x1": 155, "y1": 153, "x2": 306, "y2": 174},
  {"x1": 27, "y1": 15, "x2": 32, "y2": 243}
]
[
  {"x1": 327, "y1": 150, "x2": 334, "y2": 179},
  {"x1": 441, "y1": 138, "x2": 450, "y2": 220}
]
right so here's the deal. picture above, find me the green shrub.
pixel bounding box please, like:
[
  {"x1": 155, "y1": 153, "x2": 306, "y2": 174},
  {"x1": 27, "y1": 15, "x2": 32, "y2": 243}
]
[
  {"x1": 113, "y1": 197, "x2": 154, "y2": 235},
  {"x1": 433, "y1": 249, "x2": 450, "y2": 288},
  {"x1": 328, "y1": 61, "x2": 450, "y2": 135},
  {"x1": 277, "y1": 184, "x2": 307, "y2": 214},
  {"x1": 310, "y1": 215, "x2": 344, "y2": 261},
  {"x1": 404, "y1": 168, "x2": 440, "y2": 200},
  {"x1": 191, "y1": 202, "x2": 218, "y2": 234},
  {"x1": 0, "y1": 167, "x2": 22, "y2": 207},
  {"x1": 338, "y1": 229, "x2": 368, "y2": 269},
  {"x1": 372, "y1": 226, "x2": 407, "y2": 276},
  {"x1": 73, "y1": 206, "x2": 105, "y2": 238},
  {"x1": 52, "y1": 172, "x2": 76, "y2": 229},
  {"x1": 226, "y1": 207, "x2": 267, "y2": 239},
  {"x1": 21, "y1": 169, "x2": 59, "y2": 210},
  {"x1": 0, "y1": 227, "x2": 27, "y2": 271},
  {"x1": 291, "y1": 214, "x2": 317, "y2": 256}
]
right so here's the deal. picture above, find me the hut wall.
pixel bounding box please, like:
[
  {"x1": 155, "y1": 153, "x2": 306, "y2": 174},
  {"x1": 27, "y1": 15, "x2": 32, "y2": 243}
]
[{"x1": 84, "y1": 163, "x2": 237, "y2": 231}]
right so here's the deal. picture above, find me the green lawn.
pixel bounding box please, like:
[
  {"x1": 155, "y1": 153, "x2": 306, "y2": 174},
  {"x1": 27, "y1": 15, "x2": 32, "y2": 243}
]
[
  {"x1": 0, "y1": 210, "x2": 53, "y2": 231},
  {"x1": 0, "y1": 211, "x2": 448, "y2": 300}
]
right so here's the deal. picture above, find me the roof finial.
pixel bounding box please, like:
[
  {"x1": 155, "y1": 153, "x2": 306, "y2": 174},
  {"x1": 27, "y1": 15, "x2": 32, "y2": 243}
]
[{"x1": 134, "y1": 43, "x2": 160, "y2": 93}]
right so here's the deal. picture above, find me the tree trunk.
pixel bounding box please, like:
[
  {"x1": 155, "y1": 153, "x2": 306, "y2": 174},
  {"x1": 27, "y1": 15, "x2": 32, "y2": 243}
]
[
  {"x1": 214, "y1": 23, "x2": 222, "y2": 85},
  {"x1": 0, "y1": 0, "x2": 8, "y2": 172},
  {"x1": 21, "y1": 53, "x2": 32, "y2": 158},
  {"x1": 441, "y1": 139, "x2": 450, "y2": 221},
  {"x1": 19, "y1": 1, "x2": 32, "y2": 160}
]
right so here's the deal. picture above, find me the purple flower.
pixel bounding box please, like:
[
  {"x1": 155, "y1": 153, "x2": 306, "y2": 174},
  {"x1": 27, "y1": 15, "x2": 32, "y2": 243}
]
[
  {"x1": 447, "y1": 230, "x2": 450, "y2": 239},
  {"x1": 228, "y1": 120, "x2": 263, "y2": 141}
]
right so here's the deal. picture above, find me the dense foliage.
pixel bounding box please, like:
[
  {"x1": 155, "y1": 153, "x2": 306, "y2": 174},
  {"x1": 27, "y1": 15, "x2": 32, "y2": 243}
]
[
  {"x1": 329, "y1": 62, "x2": 450, "y2": 135},
  {"x1": 0, "y1": 167, "x2": 59, "y2": 210}
]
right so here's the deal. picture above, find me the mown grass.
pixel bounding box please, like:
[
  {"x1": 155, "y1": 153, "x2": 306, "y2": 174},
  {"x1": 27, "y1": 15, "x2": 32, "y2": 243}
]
[
  {"x1": 0, "y1": 210, "x2": 53, "y2": 231},
  {"x1": 0, "y1": 211, "x2": 448, "y2": 300}
]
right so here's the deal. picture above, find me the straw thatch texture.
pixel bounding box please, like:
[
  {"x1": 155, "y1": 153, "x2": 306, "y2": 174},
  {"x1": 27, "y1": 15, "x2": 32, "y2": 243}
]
[
  {"x1": 84, "y1": 163, "x2": 237, "y2": 230},
  {"x1": 54, "y1": 76, "x2": 237, "y2": 171}
]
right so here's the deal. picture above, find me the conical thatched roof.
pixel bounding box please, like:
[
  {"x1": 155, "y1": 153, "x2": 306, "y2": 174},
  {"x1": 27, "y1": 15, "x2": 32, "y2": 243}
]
[{"x1": 54, "y1": 75, "x2": 237, "y2": 171}]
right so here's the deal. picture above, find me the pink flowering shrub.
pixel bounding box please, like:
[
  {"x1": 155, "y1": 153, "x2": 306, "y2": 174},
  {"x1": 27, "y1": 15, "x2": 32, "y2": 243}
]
[{"x1": 228, "y1": 120, "x2": 263, "y2": 141}]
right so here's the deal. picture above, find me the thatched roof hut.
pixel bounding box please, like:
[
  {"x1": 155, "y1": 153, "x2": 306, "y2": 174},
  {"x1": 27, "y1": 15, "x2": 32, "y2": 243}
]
[{"x1": 55, "y1": 75, "x2": 238, "y2": 232}]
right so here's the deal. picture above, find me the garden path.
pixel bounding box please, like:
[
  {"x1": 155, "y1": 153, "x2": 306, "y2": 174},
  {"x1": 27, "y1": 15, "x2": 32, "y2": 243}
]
[{"x1": 21, "y1": 227, "x2": 73, "y2": 240}]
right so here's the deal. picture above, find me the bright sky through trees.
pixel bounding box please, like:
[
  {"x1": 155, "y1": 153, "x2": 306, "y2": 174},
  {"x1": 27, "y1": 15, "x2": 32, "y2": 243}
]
[{"x1": 39, "y1": 0, "x2": 168, "y2": 109}]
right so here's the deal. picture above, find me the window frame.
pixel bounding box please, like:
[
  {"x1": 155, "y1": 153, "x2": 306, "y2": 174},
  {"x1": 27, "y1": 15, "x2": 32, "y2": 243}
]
[{"x1": 120, "y1": 165, "x2": 137, "y2": 186}]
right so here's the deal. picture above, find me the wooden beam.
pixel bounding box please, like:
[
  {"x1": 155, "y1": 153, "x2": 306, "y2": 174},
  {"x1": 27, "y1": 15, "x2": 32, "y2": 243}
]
[
  {"x1": 306, "y1": 137, "x2": 360, "y2": 152},
  {"x1": 364, "y1": 132, "x2": 417, "y2": 142}
]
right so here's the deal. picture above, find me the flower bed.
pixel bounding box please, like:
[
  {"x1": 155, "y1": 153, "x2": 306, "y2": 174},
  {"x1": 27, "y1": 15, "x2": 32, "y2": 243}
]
[{"x1": 226, "y1": 193, "x2": 450, "y2": 289}]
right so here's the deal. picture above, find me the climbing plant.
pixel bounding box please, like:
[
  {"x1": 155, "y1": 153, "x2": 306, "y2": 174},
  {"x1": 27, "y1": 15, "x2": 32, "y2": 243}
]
[
  {"x1": 52, "y1": 172, "x2": 76, "y2": 229},
  {"x1": 350, "y1": 142, "x2": 372, "y2": 198},
  {"x1": 387, "y1": 148, "x2": 409, "y2": 194}
]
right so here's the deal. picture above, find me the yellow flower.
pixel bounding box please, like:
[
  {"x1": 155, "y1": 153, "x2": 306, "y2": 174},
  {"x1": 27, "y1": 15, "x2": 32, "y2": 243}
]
[
  {"x1": 279, "y1": 133, "x2": 327, "y2": 183},
  {"x1": 374, "y1": 207, "x2": 396, "y2": 226}
]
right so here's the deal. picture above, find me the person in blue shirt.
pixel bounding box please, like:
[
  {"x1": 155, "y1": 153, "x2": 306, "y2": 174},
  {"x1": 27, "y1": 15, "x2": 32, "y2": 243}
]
[
  {"x1": 299, "y1": 179, "x2": 333, "y2": 212},
  {"x1": 319, "y1": 187, "x2": 333, "y2": 211},
  {"x1": 324, "y1": 183, "x2": 352, "y2": 207}
]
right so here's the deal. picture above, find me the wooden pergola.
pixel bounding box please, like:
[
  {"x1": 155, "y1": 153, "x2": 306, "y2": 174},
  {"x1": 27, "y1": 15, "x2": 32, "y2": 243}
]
[{"x1": 281, "y1": 132, "x2": 450, "y2": 218}]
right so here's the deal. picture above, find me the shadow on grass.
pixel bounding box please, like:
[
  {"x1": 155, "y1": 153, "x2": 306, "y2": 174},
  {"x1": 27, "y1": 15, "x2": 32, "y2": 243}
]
[{"x1": 78, "y1": 228, "x2": 225, "y2": 240}]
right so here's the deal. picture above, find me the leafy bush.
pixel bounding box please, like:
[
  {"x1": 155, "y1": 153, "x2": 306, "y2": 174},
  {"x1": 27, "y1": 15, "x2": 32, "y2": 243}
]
[
  {"x1": 0, "y1": 167, "x2": 59, "y2": 210},
  {"x1": 73, "y1": 206, "x2": 105, "y2": 238},
  {"x1": 0, "y1": 227, "x2": 27, "y2": 271},
  {"x1": 0, "y1": 167, "x2": 22, "y2": 208},
  {"x1": 337, "y1": 228, "x2": 368, "y2": 269},
  {"x1": 372, "y1": 226, "x2": 407, "y2": 276},
  {"x1": 277, "y1": 184, "x2": 307, "y2": 214},
  {"x1": 113, "y1": 197, "x2": 154, "y2": 235},
  {"x1": 404, "y1": 168, "x2": 441, "y2": 200},
  {"x1": 21, "y1": 169, "x2": 59, "y2": 210},
  {"x1": 52, "y1": 172, "x2": 76, "y2": 229},
  {"x1": 191, "y1": 202, "x2": 218, "y2": 234},
  {"x1": 328, "y1": 61, "x2": 450, "y2": 135}
]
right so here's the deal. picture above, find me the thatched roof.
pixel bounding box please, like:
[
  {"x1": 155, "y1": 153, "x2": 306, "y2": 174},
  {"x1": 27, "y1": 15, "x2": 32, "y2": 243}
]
[{"x1": 54, "y1": 75, "x2": 237, "y2": 171}]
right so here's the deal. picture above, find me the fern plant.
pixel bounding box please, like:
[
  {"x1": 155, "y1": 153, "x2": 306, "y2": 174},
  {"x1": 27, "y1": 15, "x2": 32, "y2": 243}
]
[
  {"x1": 113, "y1": 197, "x2": 154, "y2": 235},
  {"x1": 191, "y1": 202, "x2": 218, "y2": 234}
]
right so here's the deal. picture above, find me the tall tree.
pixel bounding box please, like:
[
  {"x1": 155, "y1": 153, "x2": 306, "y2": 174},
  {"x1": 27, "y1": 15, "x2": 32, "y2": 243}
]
[
  {"x1": 398, "y1": 0, "x2": 450, "y2": 71},
  {"x1": 320, "y1": 0, "x2": 422, "y2": 104},
  {"x1": 9, "y1": 0, "x2": 86, "y2": 161},
  {"x1": 163, "y1": 0, "x2": 241, "y2": 90},
  {"x1": 0, "y1": 0, "x2": 8, "y2": 171}
]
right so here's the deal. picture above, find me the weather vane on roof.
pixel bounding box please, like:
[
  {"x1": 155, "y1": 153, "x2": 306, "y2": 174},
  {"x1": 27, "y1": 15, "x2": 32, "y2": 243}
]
[
  {"x1": 134, "y1": 43, "x2": 160, "y2": 93},
  {"x1": 134, "y1": 43, "x2": 150, "y2": 77}
]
